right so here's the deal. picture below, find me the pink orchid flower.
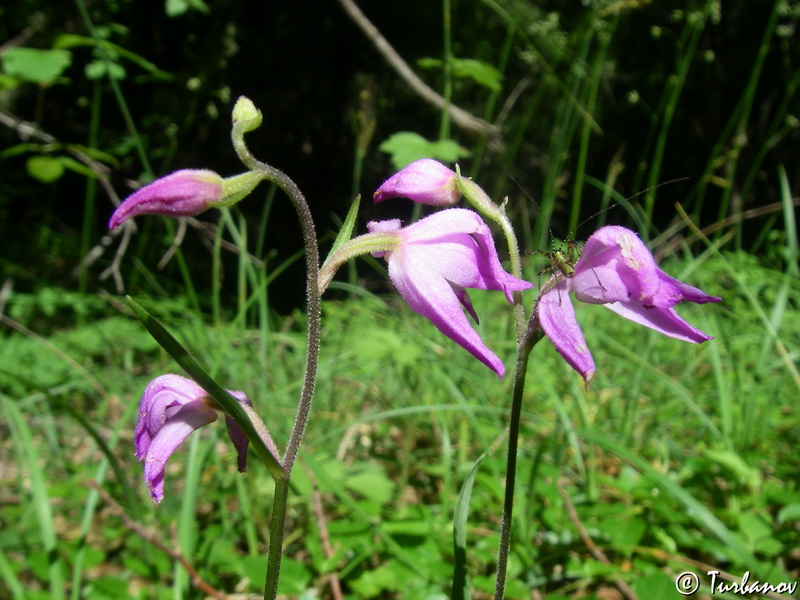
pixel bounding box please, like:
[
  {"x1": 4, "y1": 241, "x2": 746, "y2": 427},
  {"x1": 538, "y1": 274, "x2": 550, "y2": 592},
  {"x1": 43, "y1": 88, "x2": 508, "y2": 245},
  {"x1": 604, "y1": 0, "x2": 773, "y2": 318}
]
[
  {"x1": 368, "y1": 208, "x2": 532, "y2": 378},
  {"x1": 134, "y1": 374, "x2": 251, "y2": 504},
  {"x1": 537, "y1": 226, "x2": 721, "y2": 385}
]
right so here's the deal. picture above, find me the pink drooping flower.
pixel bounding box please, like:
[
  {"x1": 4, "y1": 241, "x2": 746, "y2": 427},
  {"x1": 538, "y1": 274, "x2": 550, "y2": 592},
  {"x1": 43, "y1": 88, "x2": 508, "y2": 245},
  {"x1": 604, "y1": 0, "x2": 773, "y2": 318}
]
[
  {"x1": 134, "y1": 374, "x2": 251, "y2": 504},
  {"x1": 109, "y1": 169, "x2": 223, "y2": 229},
  {"x1": 373, "y1": 159, "x2": 461, "y2": 207},
  {"x1": 537, "y1": 226, "x2": 721, "y2": 385},
  {"x1": 368, "y1": 208, "x2": 533, "y2": 378}
]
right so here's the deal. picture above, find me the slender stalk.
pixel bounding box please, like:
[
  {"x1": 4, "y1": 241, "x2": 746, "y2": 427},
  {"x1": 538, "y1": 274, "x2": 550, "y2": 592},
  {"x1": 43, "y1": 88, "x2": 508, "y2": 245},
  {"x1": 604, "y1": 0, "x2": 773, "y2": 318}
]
[
  {"x1": 231, "y1": 121, "x2": 321, "y2": 473},
  {"x1": 231, "y1": 119, "x2": 322, "y2": 600},
  {"x1": 79, "y1": 81, "x2": 101, "y2": 296},
  {"x1": 277, "y1": 170, "x2": 321, "y2": 473},
  {"x1": 264, "y1": 480, "x2": 290, "y2": 600},
  {"x1": 496, "y1": 212, "x2": 526, "y2": 342},
  {"x1": 73, "y1": 0, "x2": 152, "y2": 177},
  {"x1": 439, "y1": 0, "x2": 452, "y2": 141},
  {"x1": 493, "y1": 321, "x2": 543, "y2": 600}
]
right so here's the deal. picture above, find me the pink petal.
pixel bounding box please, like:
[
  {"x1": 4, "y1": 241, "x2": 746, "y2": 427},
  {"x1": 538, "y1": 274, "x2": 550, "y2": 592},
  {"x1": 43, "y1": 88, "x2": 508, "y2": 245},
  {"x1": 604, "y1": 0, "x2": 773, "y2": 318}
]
[
  {"x1": 388, "y1": 251, "x2": 506, "y2": 378},
  {"x1": 602, "y1": 301, "x2": 714, "y2": 343},
  {"x1": 575, "y1": 226, "x2": 661, "y2": 304},
  {"x1": 135, "y1": 374, "x2": 207, "y2": 461},
  {"x1": 538, "y1": 279, "x2": 595, "y2": 385},
  {"x1": 143, "y1": 400, "x2": 217, "y2": 504},
  {"x1": 400, "y1": 209, "x2": 532, "y2": 300},
  {"x1": 225, "y1": 390, "x2": 252, "y2": 472}
]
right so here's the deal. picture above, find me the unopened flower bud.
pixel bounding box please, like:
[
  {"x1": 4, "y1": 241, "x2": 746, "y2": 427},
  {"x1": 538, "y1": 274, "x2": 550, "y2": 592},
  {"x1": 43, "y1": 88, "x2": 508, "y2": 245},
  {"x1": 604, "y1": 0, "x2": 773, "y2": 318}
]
[
  {"x1": 108, "y1": 169, "x2": 223, "y2": 229},
  {"x1": 232, "y1": 96, "x2": 262, "y2": 133},
  {"x1": 373, "y1": 159, "x2": 461, "y2": 207}
]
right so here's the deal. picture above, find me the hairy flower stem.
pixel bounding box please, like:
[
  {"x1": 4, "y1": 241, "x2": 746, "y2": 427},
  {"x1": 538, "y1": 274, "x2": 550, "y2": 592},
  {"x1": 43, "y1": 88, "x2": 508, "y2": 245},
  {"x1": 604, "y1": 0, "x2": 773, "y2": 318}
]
[
  {"x1": 232, "y1": 119, "x2": 322, "y2": 600},
  {"x1": 454, "y1": 169, "x2": 526, "y2": 341},
  {"x1": 494, "y1": 321, "x2": 543, "y2": 600}
]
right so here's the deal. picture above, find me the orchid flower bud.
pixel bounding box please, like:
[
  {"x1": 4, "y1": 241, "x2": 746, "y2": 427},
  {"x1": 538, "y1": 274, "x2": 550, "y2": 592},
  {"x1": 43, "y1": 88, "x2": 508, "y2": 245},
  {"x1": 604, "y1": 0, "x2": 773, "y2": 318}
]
[
  {"x1": 108, "y1": 169, "x2": 223, "y2": 229},
  {"x1": 373, "y1": 159, "x2": 461, "y2": 207}
]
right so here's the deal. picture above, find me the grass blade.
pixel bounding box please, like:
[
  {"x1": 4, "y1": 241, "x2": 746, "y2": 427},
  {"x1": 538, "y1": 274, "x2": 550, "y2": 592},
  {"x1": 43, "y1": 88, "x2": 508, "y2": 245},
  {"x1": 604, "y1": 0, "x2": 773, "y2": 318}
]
[
  {"x1": 2, "y1": 395, "x2": 65, "y2": 600},
  {"x1": 451, "y1": 453, "x2": 485, "y2": 600},
  {"x1": 322, "y1": 194, "x2": 362, "y2": 272}
]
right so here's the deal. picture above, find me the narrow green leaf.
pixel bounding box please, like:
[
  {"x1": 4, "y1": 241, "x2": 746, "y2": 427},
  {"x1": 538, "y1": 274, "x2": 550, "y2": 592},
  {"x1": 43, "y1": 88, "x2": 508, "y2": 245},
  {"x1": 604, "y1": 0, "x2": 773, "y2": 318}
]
[
  {"x1": 0, "y1": 549, "x2": 27, "y2": 600},
  {"x1": 322, "y1": 194, "x2": 361, "y2": 271},
  {"x1": 451, "y1": 454, "x2": 485, "y2": 600},
  {"x1": 125, "y1": 296, "x2": 287, "y2": 482}
]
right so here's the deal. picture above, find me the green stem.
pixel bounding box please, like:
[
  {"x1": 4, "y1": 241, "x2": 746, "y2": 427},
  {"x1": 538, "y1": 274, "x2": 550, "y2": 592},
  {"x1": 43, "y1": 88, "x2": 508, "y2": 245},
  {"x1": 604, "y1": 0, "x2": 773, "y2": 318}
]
[
  {"x1": 496, "y1": 212, "x2": 526, "y2": 342},
  {"x1": 439, "y1": 0, "x2": 453, "y2": 141},
  {"x1": 264, "y1": 479, "x2": 290, "y2": 600},
  {"x1": 493, "y1": 320, "x2": 543, "y2": 600},
  {"x1": 232, "y1": 121, "x2": 321, "y2": 473},
  {"x1": 231, "y1": 118, "x2": 321, "y2": 600},
  {"x1": 73, "y1": 0, "x2": 152, "y2": 177}
]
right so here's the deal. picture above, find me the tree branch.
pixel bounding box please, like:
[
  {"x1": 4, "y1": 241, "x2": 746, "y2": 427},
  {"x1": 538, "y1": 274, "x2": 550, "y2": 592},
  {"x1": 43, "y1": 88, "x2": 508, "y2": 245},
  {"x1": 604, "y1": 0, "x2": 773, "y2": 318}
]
[{"x1": 335, "y1": 0, "x2": 501, "y2": 145}]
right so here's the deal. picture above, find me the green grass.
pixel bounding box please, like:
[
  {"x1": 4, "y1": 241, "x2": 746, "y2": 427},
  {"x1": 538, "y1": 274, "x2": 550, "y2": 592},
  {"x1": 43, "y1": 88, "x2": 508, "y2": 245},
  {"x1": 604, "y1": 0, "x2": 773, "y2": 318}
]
[{"x1": 2, "y1": 241, "x2": 798, "y2": 598}]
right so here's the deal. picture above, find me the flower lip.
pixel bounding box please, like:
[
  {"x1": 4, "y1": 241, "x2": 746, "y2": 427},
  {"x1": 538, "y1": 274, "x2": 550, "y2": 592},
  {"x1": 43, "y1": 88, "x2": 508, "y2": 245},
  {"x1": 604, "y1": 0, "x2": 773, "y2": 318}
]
[
  {"x1": 373, "y1": 159, "x2": 461, "y2": 207},
  {"x1": 536, "y1": 277, "x2": 595, "y2": 384},
  {"x1": 109, "y1": 169, "x2": 223, "y2": 229}
]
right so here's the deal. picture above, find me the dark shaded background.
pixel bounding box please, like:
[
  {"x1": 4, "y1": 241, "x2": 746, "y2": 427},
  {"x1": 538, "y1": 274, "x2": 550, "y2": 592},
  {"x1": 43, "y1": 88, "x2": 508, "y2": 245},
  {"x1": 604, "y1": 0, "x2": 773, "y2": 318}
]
[{"x1": 2, "y1": 0, "x2": 797, "y2": 313}]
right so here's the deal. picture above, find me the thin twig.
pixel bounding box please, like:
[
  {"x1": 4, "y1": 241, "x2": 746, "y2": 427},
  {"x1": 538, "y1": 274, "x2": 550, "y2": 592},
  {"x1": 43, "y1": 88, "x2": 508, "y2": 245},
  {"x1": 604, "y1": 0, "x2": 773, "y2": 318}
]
[
  {"x1": 85, "y1": 481, "x2": 227, "y2": 600},
  {"x1": 304, "y1": 464, "x2": 344, "y2": 600},
  {"x1": 0, "y1": 108, "x2": 120, "y2": 205},
  {"x1": 99, "y1": 225, "x2": 133, "y2": 293},
  {"x1": 335, "y1": 0, "x2": 501, "y2": 146},
  {"x1": 0, "y1": 279, "x2": 13, "y2": 317},
  {"x1": 157, "y1": 218, "x2": 189, "y2": 270},
  {"x1": 556, "y1": 479, "x2": 638, "y2": 600}
]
